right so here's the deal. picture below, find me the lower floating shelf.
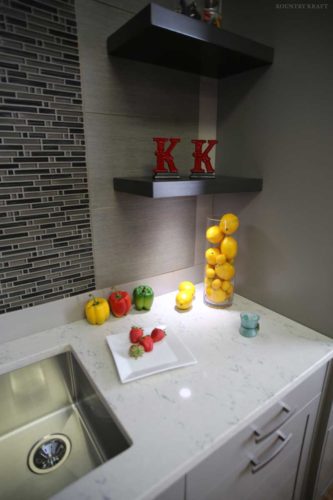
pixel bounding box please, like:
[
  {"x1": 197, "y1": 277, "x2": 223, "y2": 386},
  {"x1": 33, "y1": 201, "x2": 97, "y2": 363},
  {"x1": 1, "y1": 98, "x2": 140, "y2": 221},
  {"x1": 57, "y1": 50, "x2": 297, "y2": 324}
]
[{"x1": 113, "y1": 176, "x2": 263, "y2": 198}]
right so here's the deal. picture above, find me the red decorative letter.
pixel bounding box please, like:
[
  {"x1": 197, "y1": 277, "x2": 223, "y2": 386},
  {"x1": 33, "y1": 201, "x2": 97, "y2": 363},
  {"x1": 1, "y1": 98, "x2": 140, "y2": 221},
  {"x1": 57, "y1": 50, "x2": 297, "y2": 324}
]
[
  {"x1": 190, "y1": 139, "x2": 218, "y2": 175},
  {"x1": 153, "y1": 137, "x2": 180, "y2": 174}
]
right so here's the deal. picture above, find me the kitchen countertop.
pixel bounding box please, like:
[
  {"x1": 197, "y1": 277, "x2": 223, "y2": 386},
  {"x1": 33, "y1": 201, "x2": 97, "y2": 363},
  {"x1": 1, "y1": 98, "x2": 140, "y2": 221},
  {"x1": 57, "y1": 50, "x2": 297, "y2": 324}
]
[{"x1": 1, "y1": 285, "x2": 333, "y2": 500}]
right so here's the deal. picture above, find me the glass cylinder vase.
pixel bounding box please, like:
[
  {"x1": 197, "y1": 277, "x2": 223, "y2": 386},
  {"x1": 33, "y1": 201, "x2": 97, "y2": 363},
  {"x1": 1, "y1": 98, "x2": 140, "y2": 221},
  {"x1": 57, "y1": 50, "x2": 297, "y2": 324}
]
[{"x1": 204, "y1": 214, "x2": 239, "y2": 308}]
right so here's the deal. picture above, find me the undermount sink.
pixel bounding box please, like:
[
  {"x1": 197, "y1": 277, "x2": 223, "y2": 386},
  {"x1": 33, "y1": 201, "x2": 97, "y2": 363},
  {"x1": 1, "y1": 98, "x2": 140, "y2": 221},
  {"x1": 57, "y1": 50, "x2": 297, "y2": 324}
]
[{"x1": 0, "y1": 351, "x2": 131, "y2": 500}]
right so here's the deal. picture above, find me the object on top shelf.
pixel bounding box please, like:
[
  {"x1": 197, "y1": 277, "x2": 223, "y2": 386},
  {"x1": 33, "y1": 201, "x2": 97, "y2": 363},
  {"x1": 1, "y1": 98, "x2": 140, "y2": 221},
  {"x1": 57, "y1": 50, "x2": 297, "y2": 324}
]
[
  {"x1": 177, "y1": 0, "x2": 201, "y2": 19},
  {"x1": 107, "y1": 3, "x2": 274, "y2": 78},
  {"x1": 202, "y1": 0, "x2": 222, "y2": 29},
  {"x1": 113, "y1": 175, "x2": 263, "y2": 199}
]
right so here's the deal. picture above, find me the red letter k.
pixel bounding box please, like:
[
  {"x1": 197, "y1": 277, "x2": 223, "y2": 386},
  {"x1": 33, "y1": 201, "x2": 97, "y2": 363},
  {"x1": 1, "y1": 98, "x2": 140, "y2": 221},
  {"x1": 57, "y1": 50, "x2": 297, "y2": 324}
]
[
  {"x1": 153, "y1": 137, "x2": 180, "y2": 174},
  {"x1": 191, "y1": 139, "x2": 218, "y2": 174}
]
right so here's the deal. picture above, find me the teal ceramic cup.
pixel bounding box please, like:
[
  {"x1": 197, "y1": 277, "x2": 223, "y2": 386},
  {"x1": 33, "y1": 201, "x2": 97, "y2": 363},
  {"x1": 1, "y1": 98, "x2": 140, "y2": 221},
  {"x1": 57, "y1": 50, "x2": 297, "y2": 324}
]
[{"x1": 240, "y1": 312, "x2": 260, "y2": 338}]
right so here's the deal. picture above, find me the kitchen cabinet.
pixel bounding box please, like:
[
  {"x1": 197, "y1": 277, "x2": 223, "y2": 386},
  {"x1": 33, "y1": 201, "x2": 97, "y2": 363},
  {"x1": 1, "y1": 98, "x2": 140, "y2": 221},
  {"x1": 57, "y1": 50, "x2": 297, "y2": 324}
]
[
  {"x1": 309, "y1": 361, "x2": 333, "y2": 499},
  {"x1": 154, "y1": 477, "x2": 185, "y2": 500},
  {"x1": 315, "y1": 415, "x2": 333, "y2": 498},
  {"x1": 185, "y1": 364, "x2": 327, "y2": 500},
  {"x1": 108, "y1": 3, "x2": 274, "y2": 199}
]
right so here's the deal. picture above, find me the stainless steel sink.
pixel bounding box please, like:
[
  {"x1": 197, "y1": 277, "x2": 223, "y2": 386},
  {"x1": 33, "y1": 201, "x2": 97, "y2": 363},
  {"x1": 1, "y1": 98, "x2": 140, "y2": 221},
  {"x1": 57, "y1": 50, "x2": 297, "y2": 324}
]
[{"x1": 0, "y1": 351, "x2": 131, "y2": 500}]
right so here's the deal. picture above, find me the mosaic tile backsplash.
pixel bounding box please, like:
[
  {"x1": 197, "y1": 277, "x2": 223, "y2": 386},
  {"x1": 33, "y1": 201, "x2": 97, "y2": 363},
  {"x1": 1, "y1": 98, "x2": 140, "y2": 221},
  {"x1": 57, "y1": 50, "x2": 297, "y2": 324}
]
[{"x1": 0, "y1": 0, "x2": 95, "y2": 314}]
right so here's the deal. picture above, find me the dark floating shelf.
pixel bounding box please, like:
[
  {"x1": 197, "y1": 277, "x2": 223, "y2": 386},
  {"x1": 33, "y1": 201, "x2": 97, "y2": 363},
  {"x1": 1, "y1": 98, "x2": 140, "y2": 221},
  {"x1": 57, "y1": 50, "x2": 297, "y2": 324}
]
[
  {"x1": 113, "y1": 176, "x2": 263, "y2": 199},
  {"x1": 109, "y1": 5, "x2": 269, "y2": 198},
  {"x1": 107, "y1": 3, "x2": 274, "y2": 78}
]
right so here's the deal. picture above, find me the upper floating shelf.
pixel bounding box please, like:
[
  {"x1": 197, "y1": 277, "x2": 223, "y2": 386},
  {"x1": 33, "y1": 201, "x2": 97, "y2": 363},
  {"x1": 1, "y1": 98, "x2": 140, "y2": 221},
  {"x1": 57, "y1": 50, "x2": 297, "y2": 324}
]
[
  {"x1": 113, "y1": 176, "x2": 263, "y2": 199},
  {"x1": 107, "y1": 3, "x2": 274, "y2": 78}
]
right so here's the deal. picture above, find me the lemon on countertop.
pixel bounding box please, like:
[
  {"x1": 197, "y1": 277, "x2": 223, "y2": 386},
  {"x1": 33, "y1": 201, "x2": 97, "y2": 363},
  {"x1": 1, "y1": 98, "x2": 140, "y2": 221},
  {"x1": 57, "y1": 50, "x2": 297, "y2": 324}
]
[
  {"x1": 178, "y1": 280, "x2": 195, "y2": 297},
  {"x1": 176, "y1": 290, "x2": 193, "y2": 310}
]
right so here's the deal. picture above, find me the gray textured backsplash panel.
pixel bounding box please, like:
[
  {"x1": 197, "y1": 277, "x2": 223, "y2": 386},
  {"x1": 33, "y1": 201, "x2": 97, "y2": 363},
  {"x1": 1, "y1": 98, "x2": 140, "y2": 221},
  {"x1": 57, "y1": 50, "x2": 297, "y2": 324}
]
[
  {"x1": 76, "y1": 0, "x2": 199, "y2": 290},
  {"x1": 0, "y1": 0, "x2": 95, "y2": 314}
]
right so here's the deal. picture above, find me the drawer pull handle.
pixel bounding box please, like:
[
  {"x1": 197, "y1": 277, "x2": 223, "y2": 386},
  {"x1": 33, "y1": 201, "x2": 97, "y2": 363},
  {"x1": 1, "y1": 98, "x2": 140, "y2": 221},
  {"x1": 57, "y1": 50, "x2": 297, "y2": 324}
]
[
  {"x1": 250, "y1": 431, "x2": 293, "y2": 474},
  {"x1": 253, "y1": 403, "x2": 296, "y2": 443}
]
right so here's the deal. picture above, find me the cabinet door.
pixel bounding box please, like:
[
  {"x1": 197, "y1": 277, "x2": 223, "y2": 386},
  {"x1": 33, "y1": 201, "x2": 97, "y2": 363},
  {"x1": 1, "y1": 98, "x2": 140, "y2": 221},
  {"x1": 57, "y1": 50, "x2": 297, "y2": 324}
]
[
  {"x1": 315, "y1": 423, "x2": 333, "y2": 498},
  {"x1": 154, "y1": 477, "x2": 185, "y2": 500},
  {"x1": 186, "y1": 396, "x2": 320, "y2": 500}
]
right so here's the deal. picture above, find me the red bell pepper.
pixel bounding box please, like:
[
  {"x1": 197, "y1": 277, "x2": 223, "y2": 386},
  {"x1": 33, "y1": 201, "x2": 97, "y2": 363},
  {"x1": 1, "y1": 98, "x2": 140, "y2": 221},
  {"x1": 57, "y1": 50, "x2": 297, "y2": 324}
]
[{"x1": 108, "y1": 290, "x2": 131, "y2": 317}]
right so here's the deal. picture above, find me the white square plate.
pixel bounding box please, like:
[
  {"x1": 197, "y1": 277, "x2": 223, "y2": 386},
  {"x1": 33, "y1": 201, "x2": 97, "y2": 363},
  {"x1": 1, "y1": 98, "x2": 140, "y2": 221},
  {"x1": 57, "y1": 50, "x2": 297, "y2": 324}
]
[{"x1": 106, "y1": 325, "x2": 197, "y2": 383}]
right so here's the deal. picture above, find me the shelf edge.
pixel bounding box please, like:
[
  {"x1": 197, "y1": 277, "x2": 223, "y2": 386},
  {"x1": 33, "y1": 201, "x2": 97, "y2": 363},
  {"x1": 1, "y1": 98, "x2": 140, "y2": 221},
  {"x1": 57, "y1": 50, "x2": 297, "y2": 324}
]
[{"x1": 113, "y1": 176, "x2": 263, "y2": 199}]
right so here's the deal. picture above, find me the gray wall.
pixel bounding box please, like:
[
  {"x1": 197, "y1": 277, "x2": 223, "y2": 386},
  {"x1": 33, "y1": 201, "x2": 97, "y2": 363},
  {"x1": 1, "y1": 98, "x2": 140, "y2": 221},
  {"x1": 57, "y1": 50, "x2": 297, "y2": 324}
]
[
  {"x1": 1, "y1": 0, "x2": 330, "y2": 339},
  {"x1": 215, "y1": 0, "x2": 333, "y2": 336},
  {"x1": 76, "y1": 0, "x2": 200, "y2": 288}
]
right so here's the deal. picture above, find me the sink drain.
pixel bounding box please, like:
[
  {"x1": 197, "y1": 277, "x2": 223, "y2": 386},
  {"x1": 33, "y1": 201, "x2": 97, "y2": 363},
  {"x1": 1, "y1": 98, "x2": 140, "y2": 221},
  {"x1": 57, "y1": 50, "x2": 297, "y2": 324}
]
[{"x1": 28, "y1": 434, "x2": 71, "y2": 474}]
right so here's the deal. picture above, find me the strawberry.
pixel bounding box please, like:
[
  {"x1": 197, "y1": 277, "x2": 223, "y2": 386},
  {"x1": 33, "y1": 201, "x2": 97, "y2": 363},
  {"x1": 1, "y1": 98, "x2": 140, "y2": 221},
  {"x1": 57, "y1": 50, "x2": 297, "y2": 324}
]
[
  {"x1": 151, "y1": 327, "x2": 166, "y2": 342},
  {"x1": 129, "y1": 344, "x2": 144, "y2": 359},
  {"x1": 139, "y1": 335, "x2": 154, "y2": 352},
  {"x1": 129, "y1": 326, "x2": 144, "y2": 343}
]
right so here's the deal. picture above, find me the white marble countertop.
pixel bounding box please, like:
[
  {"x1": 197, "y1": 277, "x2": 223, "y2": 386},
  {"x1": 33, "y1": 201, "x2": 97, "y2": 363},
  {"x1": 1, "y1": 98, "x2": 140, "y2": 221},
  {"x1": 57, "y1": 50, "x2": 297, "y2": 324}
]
[{"x1": 1, "y1": 285, "x2": 333, "y2": 500}]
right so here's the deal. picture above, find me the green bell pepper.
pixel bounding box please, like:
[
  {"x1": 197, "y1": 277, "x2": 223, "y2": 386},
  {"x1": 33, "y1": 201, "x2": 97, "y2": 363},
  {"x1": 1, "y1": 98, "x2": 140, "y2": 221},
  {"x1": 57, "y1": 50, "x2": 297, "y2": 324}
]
[{"x1": 133, "y1": 285, "x2": 154, "y2": 311}]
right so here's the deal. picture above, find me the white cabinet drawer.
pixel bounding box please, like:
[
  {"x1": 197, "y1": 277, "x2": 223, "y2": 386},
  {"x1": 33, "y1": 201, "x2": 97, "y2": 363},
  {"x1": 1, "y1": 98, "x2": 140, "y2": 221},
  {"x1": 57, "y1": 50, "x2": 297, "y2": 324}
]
[
  {"x1": 186, "y1": 364, "x2": 328, "y2": 500},
  {"x1": 186, "y1": 395, "x2": 320, "y2": 500},
  {"x1": 249, "y1": 364, "x2": 326, "y2": 445}
]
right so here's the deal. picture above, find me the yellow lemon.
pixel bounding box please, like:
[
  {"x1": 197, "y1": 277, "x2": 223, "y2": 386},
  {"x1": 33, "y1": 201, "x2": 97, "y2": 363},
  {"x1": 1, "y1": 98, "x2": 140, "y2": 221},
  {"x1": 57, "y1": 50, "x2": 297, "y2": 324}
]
[
  {"x1": 205, "y1": 277, "x2": 213, "y2": 287},
  {"x1": 176, "y1": 290, "x2": 192, "y2": 310},
  {"x1": 212, "y1": 278, "x2": 222, "y2": 290},
  {"x1": 178, "y1": 280, "x2": 195, "y2": 297},
  {"x1": 205, "y1": 265, "x2": 215, "y2": 279},
  {"x1": 215, "y1": 262, "x2": 235, "y2": 281},
  {"x1": 210, "y1": 288, "x2": 227, "y2": 303},
  {"x1": 205, "y1": 286, "x2": 214, "y2": 298},
  {"x1": 226, "y1": 284, "x2": 234, "y2": 296},
  {"x1": 205, "y1": 247, "x2": 220, "y2": 265},
  {"x1": 221, "y1": 280, "x2": 232, "y2": 292},
  {"x1": 206, "y1": 225, "x2": 224, "y2": 244},
  {"x1": 216, "y1": 253, "x2": 227, "y2": 265},
  {"x1": 221, "y1": 236, "x2": 238, "y2": 260},
  {"x1": 219, "y1": 213, "x2": 239, "y2": 235}
]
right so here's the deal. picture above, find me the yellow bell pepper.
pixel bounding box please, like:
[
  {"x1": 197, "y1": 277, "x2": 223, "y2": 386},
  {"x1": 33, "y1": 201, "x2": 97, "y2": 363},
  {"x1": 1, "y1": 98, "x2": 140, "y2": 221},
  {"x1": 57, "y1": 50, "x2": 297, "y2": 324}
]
[{"x1": 85, "y1": 295, "x2": 110, "y2": 325}]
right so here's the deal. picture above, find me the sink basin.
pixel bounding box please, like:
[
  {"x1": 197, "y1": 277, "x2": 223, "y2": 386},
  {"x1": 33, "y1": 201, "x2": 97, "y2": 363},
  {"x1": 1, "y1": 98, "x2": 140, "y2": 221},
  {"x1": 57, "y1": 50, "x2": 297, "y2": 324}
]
[{"x1": 0, "y1": 351, "x2": 131, "y2": 500}]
